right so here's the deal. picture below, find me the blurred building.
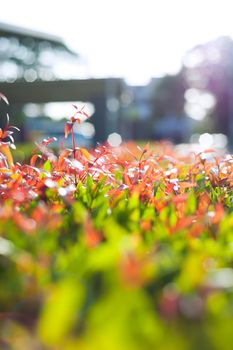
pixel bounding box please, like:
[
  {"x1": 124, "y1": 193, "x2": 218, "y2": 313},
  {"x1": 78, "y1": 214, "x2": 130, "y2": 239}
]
[
  {"x1": 0, "y1": 22, "x2": 124, "y2": 146},
  {"x1": 2, "y1": 22, "x2": 231, "y2": 147}
]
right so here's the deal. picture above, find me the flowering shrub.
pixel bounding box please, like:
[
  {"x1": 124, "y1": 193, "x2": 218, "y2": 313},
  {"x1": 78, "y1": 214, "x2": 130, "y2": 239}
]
[{"x1": 0, "y1": 94, "x2": 233, "y2": 349}]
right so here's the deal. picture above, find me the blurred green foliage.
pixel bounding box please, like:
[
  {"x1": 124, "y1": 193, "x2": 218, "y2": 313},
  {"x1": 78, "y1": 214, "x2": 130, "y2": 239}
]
[{"x1": 0, "y1": 141, "x2": 232, "y2": 350}]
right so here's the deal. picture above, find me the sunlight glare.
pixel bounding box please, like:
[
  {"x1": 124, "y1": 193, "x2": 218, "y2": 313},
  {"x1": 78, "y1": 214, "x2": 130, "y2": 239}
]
[{"x1": 0, "y1": 0, "x2": 233, "y2": 82}]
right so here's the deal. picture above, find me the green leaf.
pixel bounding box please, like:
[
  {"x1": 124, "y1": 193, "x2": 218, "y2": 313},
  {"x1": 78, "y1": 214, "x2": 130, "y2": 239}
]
[
  {"x1": 43, "y1": 159, "x2": 52, "y2": 173},
  {"x1": 186, "y1": 192, "x2": 196, "y2": 214},
  {"x1": 38, "y1": 279, "x2": 84, "y2": 346}
]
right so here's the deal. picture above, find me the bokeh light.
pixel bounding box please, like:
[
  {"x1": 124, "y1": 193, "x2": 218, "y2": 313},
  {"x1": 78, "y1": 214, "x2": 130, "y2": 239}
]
[{"x1": 107, "y1": 132, "x2": 122, "y2": 147}]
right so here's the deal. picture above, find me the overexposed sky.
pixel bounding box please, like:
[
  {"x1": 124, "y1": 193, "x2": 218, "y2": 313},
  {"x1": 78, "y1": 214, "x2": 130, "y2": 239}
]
[{"x1": 1, "y1": 0, "x2": 233, "y2": 84}]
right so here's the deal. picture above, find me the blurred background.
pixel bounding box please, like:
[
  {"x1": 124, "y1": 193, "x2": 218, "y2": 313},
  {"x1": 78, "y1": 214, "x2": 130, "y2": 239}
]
[{"x1": 0, "y1": 0, "x2": 233, "y2": 158}]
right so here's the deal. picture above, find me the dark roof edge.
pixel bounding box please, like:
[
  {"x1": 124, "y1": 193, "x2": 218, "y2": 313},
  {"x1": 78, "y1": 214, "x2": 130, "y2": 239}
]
[{"x1": 0, "y1": 21, "x2": 78, "y2": 56}]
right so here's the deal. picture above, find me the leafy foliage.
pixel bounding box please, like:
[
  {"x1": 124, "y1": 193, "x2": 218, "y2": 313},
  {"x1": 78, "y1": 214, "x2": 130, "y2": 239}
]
[{"x1": 0, "y1": 96, "x2": 233, "y2": 349}]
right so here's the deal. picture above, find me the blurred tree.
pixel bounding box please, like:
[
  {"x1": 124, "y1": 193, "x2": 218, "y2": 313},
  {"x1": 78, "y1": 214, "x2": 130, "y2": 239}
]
[
  {"x1": 0, "y1": 22, "x2": 79, "y2": 83},
  {"x1": 182, "y1": 36, "x2": 233, "y2": 142}
]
